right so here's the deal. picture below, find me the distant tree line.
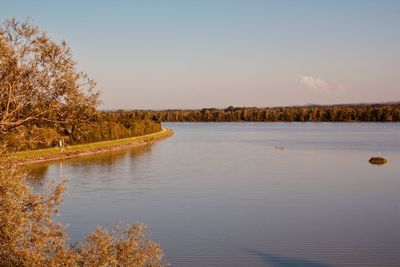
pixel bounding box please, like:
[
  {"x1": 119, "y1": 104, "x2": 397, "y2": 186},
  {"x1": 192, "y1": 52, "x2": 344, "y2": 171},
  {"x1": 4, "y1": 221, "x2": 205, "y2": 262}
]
[{"x1": 123, "y1": 104, "x2": 400, "y2": 122}]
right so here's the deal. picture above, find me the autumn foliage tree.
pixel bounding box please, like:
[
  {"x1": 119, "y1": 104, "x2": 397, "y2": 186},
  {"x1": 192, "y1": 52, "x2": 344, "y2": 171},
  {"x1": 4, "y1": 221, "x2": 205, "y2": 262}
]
[
  {"x1": 0, "y1": 19, "x2": 162, "y2": 152},
  {"x1": 0, "y1": 18, "x2": 99, "y2": 132}
]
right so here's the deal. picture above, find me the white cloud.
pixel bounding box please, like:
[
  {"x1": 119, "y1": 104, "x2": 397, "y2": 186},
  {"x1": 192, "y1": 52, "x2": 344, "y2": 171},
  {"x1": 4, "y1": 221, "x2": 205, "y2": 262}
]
[
  {"x1": 300, "y1": 75, "x2": 330, "y2": 92},
  {"x1": 300, "y1": 75, "x2": 346, "y2": 94}
]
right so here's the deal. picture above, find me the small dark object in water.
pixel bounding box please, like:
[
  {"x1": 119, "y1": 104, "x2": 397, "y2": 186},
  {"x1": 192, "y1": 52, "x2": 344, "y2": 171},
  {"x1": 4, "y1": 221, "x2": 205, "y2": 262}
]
[{"x1": 369, "y1": 157, "x2": 388, "y2": 165}]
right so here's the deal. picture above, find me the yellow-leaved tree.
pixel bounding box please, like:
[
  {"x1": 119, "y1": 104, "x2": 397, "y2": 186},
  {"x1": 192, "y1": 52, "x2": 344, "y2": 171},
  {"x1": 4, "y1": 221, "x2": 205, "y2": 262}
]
[{"x1": 0, "y1": 18, "x2": 99, "y2": 132}]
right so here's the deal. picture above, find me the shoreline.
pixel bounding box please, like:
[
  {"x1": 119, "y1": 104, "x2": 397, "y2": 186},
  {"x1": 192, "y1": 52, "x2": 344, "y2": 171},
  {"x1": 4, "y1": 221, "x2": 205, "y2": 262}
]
[{"x1": 15, "y1": 128, "x2": 173, "y2": 165}]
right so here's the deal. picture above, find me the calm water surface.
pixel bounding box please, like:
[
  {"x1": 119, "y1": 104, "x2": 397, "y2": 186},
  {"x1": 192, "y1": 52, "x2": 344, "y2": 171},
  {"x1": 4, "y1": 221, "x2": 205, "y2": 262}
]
[{"x1": 27, "y1": 123, "x2": 400, "y2": 267}]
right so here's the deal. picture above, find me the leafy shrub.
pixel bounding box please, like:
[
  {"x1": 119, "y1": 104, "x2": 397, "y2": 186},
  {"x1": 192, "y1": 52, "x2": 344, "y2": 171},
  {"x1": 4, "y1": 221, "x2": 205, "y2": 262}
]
[
  {"x1": 2, "y1": 126, "x2": 61, "y2": 151},
  {"x1": 1, "y1": 119, "x2": 162, "y2": 152},
  {"x1": 0, "y1": 151, "x2": 166, "y2": 266},
  {"x1": 65, "y1": 119, "x2": 161, "y2": 146}
]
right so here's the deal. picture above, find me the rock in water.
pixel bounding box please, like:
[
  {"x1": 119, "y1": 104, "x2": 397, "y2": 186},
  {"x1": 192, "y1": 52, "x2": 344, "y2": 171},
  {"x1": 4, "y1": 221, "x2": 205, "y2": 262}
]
[
  {"x1": 274, "y1": 146, "x2": 285, "y2": 151},
  {"x1": 369, "y1": 157, "x2": 388, "y2": 165}
]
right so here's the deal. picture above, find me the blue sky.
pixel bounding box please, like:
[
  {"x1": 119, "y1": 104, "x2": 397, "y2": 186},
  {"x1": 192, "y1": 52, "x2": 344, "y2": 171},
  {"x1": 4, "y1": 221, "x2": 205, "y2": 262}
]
[{"x1": 2, "y1": 0, "x2": 400, "y2": 109}]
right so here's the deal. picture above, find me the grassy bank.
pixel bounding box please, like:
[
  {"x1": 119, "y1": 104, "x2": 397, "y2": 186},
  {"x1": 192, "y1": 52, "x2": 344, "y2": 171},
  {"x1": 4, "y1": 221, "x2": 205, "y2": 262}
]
[{"x1": 14, "y1": 128, "x2": 173, "y2": 164}]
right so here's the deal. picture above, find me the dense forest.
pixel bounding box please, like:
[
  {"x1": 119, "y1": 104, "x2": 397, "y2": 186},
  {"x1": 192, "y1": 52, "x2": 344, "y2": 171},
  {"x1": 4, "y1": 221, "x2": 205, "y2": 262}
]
[
  {"x1": 123, "y1": 103, "x2": 400, "y2": 122},
  {"x1": 2, "y1": 115, "x2": 161, "y2": 152}
]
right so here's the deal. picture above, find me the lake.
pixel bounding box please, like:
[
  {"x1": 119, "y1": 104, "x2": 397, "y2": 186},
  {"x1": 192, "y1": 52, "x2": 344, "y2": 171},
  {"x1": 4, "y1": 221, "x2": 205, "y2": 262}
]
[{"x1": 27, "y1": 122, "x2": 400, "y2": 267}]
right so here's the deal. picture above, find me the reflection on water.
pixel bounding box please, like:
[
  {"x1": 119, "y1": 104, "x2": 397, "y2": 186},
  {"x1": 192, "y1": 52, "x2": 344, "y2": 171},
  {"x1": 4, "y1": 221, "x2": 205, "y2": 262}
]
[
  {"x1": 26, "y1": 123, "x2": 400, "y2": 267},
  {"x1": 25, "y1": 164, "x2": 49, "y2": 180},
  {"x1": 247, "y1": 250, "x2": 333, "y2": 267},
  {"x1": 27, "y1": 145, "x2": 152, "y2": 190}
]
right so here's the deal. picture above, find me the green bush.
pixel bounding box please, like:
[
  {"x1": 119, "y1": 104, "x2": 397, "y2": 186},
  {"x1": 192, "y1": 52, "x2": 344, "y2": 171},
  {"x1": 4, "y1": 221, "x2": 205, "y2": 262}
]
[
  {"x1": 66, "y1": 119, "x2": 161, "y2": 146},
  {"x1": 1, "y1": 117, "x2": 161, "y2": 152}
]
